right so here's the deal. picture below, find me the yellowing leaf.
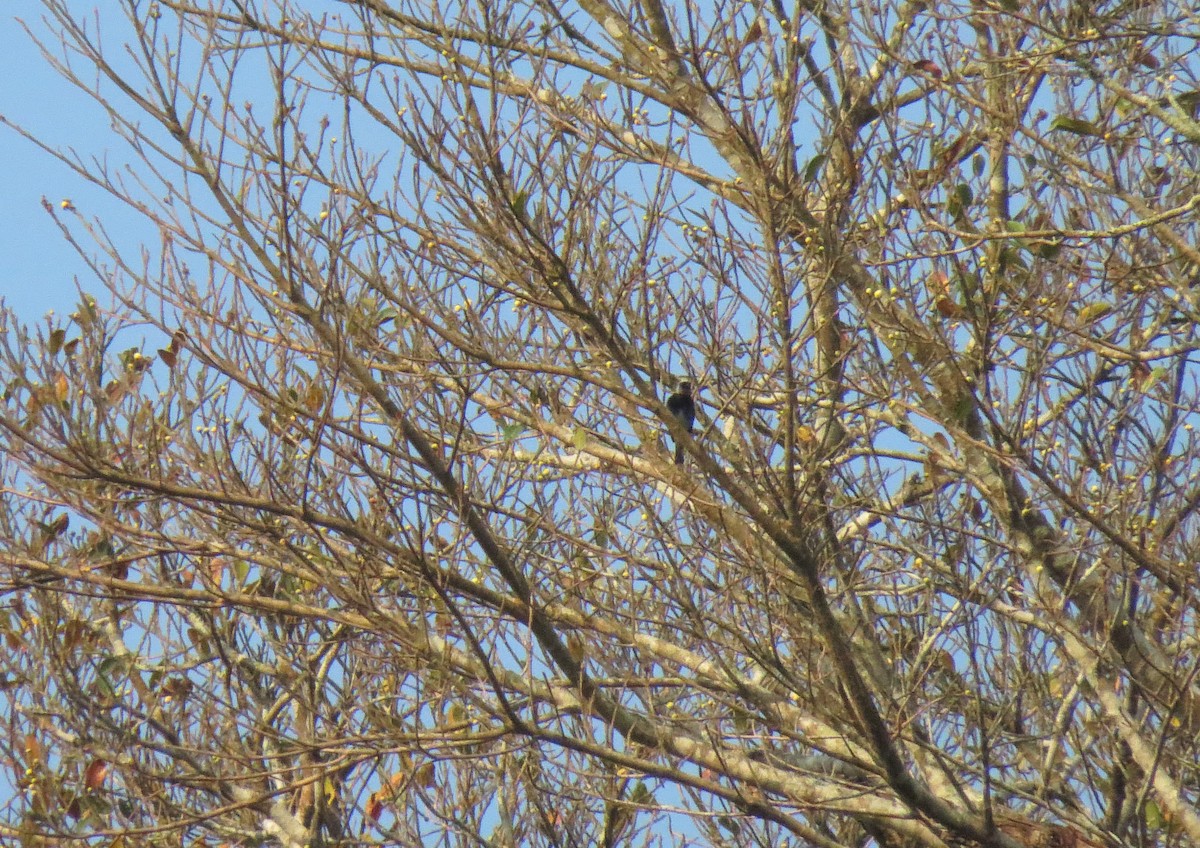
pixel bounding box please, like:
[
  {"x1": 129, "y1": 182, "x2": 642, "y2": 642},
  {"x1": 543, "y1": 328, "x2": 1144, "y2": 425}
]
[
  {"x1": 567, "y1": 633, "x2": 586, "y2": 664},
  {"x1": 1076, "y1": 301, "x2": 1113, "y2": 324},
  {"x1": 1050, "y1": 115, "x2": 1102, "y2": 137},
  {"x1": 304, "y1": 382, "x2": 325, "y2": 414},
  {"x1": 42, "y1": 513, "x2": 70, "y2": 544},
  {"x1": 414, "y1": 761, "x2": 436, "y2": 789},
  {"x1": 63, "y1": 619, "x2": 88, "y2": 650}
]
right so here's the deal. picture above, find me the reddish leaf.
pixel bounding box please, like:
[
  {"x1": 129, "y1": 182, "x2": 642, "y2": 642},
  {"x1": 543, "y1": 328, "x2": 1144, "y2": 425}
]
[
  {"x1": 104, "y1": 379, "x2": 127, "y2": 404},
  {"x1": 44, "y1": 512, "x2": 70, "y2": 540},
  {"x1": 23, "y1": 733, "x2": 43, "y2": 766},
  {"x1": 85, "y1": 759, "x2": 109, "y2": 790},
  {"x1": 935, "y1": 297, "x2": 965, "y2": 318},
  {"x1": 911, "y1": 58, "x2": 943, "y2": 79},
  {"x1": 939, "y1": 138, "x2": 967, "y2": 170},
  {"x1": 1133, "y1": 48, "x2": 1159, "y2": 69},
  {"x1": 162, "y1": 676, "x2": 194, "y2": 702}
]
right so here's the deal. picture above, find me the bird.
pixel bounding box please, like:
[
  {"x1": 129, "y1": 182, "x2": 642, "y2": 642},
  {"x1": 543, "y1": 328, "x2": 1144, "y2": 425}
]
[{"x1": 665, "y1": 381, "x2": 696, "y2": 464}]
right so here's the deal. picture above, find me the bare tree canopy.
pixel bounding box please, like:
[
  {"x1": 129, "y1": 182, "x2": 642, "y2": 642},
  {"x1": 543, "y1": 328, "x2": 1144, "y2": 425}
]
[{"x1": 3, "y1": 0, "x2": 1200, "y2": 845}]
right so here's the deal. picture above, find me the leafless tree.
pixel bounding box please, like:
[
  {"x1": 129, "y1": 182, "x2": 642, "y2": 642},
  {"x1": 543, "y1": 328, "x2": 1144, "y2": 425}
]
[{"x1": 3, "y1": 0, "x2": 1200, "y2": 846}]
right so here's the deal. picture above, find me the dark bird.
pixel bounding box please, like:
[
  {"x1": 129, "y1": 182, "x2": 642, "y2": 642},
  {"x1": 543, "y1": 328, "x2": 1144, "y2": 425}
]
[{"x1": 666, "y1": 381, "x2": 695, "y2": 464}]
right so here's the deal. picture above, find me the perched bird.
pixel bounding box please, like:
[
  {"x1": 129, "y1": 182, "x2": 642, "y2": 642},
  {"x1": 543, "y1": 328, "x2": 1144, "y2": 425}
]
[{"x1": 666, "y1": 381, "x2": 696, "y2": 464}]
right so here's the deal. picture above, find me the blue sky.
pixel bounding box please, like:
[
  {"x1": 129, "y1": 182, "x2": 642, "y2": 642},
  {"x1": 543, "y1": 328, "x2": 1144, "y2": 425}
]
[{"x1": 0, "y1": 2, "x2": 116, "y2": 324}]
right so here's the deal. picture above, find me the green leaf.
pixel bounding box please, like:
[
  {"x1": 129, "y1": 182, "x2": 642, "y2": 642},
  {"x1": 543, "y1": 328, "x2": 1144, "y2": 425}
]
[
  {"x1": 95, "y1": 656, "x2": 124, "y2": 697},
  {"x1": 996, "y1": 245, "x2": 1028, "y2": 274},
  {"x1": 500, "y1": 422, "x2": 525, "y2": 442},
  {"x1": 1160, "y1": 89, "x2": 1200, "y2": 116},
  {"x1": 571, "y1": 427, "x2": 587, "y2": 450},
  {"x1": 1139, "y1": 367, "x2": 1169, "y2": 392},
  {"x1": 1005, "y1": 221, "x2": 1034, "y2": 254},
  {"x1": 580, "y1": 79, "x2": 609, "y2": 99},
  {"x1": 48, "y1": 328, "x2": 66, "y2": 355},
  {"x1": 1035, "y1": 240, "x2": 1063, "y2": 260},
  {"x1": 946, "y1": 183, "x2": 973, "y2": 220},
  {"x1": 1050, "y1": 115, "x2": 1102, "y2": 137},
  {"x1": 592, "y1": 524, "x2": 609, "y2": 549},
  {"x1": 73, "y1": 295, "x2": 98, "y2": 329},
  {"x1": 717, "y1": 816, "x2": 741, "y2": 835},
  {"x1": 511, "y1": 190, "x2": 530, "y2": 220},
  {"x1": 1145, "y1": 799, "x2": 1163, "y2": 830},
  {"x1": 802, "y1": 153, "x2": 826, "y2": 184},
  {"x1": 628, "y1": 781, "x2": 653, "y2": 804}
]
